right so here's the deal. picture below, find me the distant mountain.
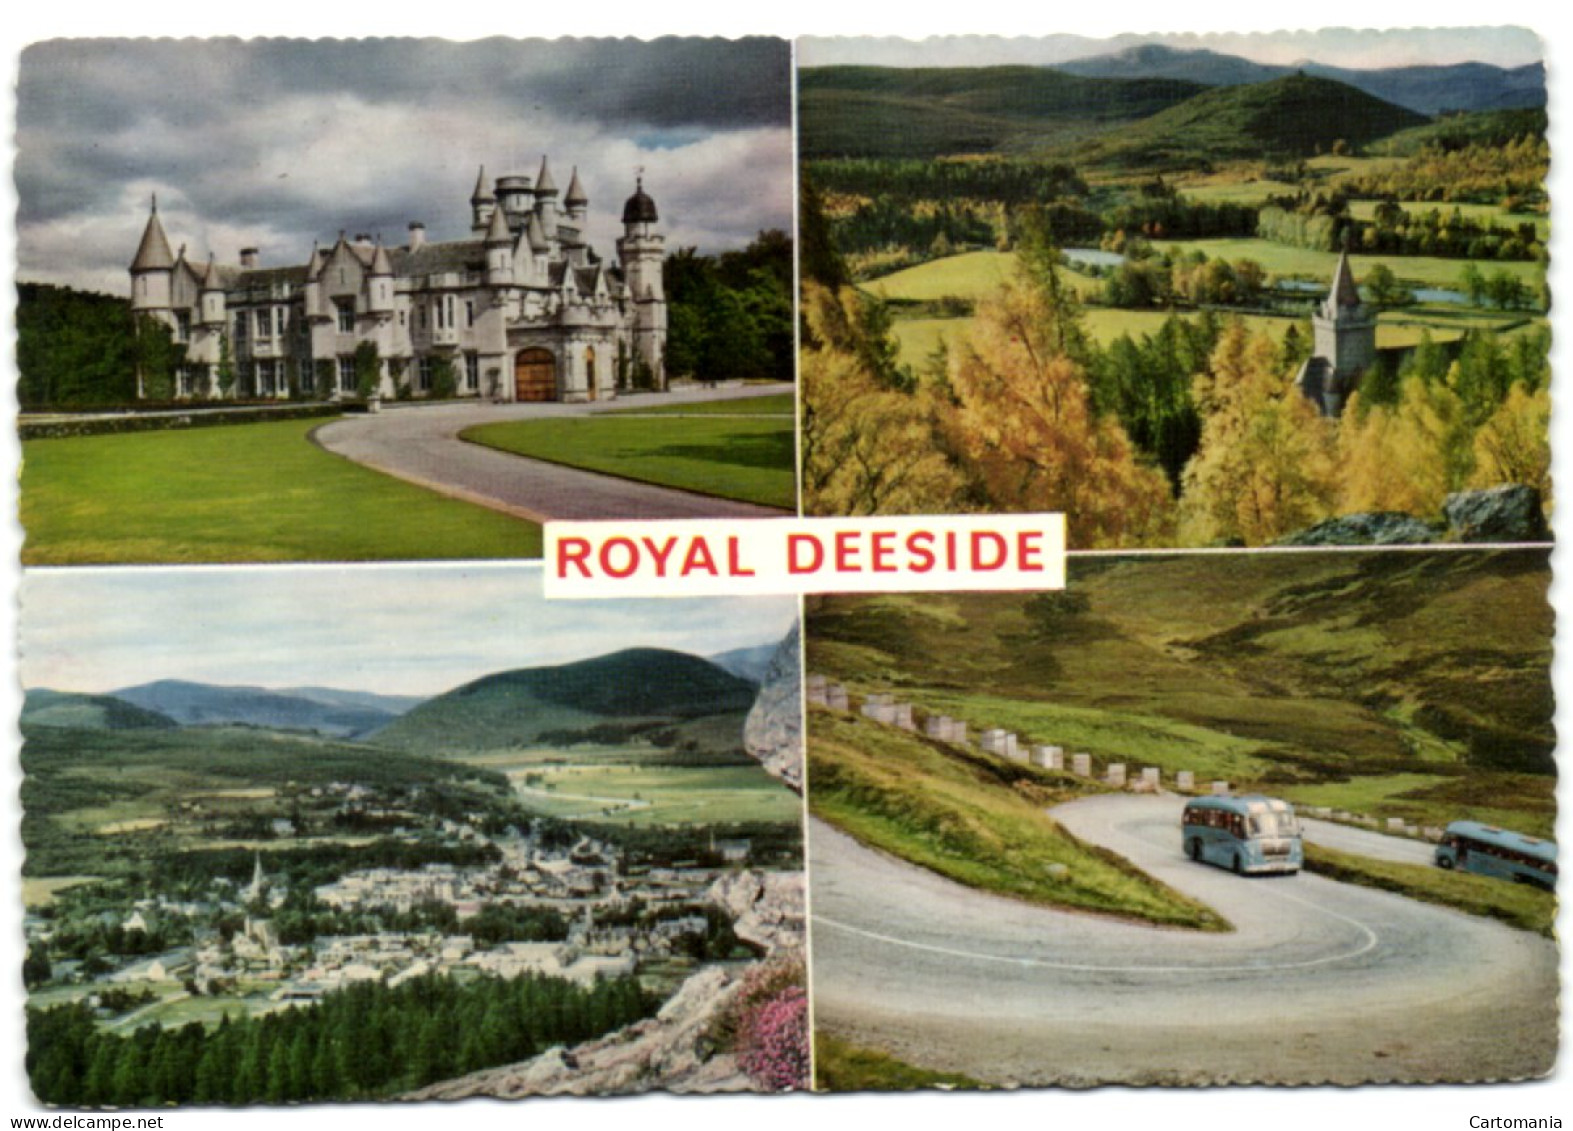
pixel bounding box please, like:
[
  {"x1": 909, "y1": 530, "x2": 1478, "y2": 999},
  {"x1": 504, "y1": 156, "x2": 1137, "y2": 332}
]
[
  {"x1": 1055, "y1": 44, "x2": 1544, "y2": 115},
  {"x1": 21, "y1": 689, "x2": 178, "y2": 732},
  {"x1": 274, "y1": 687, "x2": 427, "y2": 715},
  {"x1": 1083, "y1": 74, "x2": 1428, "y2": 169},
  {"x1": 372, "y1": 648, "x2": 758, "y2": 754},
  {"x1": 709, "y1": 643, "x2": 780, "y2": 685},
  {"x1": 112, "y1": 680, "x2": 411, "y2": 738},
  {"x1": 799, "y1": 65, "x2": 1207, "y2": 159}
]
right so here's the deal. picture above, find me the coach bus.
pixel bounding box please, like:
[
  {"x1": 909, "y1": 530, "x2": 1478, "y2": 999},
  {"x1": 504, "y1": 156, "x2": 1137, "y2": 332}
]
[
  {"x1": 1181, "y1": 794, "x2": 1303, "y2": 875},
  {"x1": 1435, "y1": 821, "x2": 1556, "y2": 889}
]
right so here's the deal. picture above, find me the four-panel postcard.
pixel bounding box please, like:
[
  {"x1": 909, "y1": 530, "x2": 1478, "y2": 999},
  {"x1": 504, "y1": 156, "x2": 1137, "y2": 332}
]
[{"x1": 6, "y1": 21, "x2": 1564, "y2": 1127}]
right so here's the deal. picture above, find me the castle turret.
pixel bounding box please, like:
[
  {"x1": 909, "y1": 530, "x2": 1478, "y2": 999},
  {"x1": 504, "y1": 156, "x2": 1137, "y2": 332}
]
[
  {"x1": 129, "y1": 197, "x2": 176, "y2": 315},
  {"x1": 1296, "y1": 249, "x2": 1378, "y2": 417},
  {"x1": 485, "y1": 200, "x2": 515, "y2": 287},
  {"x1": 617, "y1": 177, "x2": 667, "y2": 388},
  {"x1": 534, "y1": 156, "x2": 559, "y2": 242},
  {"x1": 199, "y1": 254, "x2": 226, "y2": 326},
  {"x1": 470, "y1": 165, "x2": 496, "y2": 232},
  {"x1": 564, "y1": 166, "x2": 589, "y2": 224},
  {"x1": 367, "y1": 243, "x2": 395, "y2": 314}
]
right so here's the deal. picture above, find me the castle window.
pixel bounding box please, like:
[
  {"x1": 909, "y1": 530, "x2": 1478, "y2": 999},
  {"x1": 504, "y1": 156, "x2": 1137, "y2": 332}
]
[
  {"x1": 338, "y1": 357, "x2": 356, "y2": 392},
  {"x1": 257, "y1": 360, "x2": 276, "y2": 396},
  {"x1": 465, "y1": 300, "x2": 474, "y2": 328},
  {"x1": 418, "y1": 304, "x2": 428, "y2": 331},
  {"x1": 175, "y1": 311, "x2": 191, "y2": 342},
  {"x1": 445, "y1": 294, "x2": 456, "y2": 329},
  {"x1": 336, "y1": 299, "x2": 355, "y2": 333},
  {"x1": 464, "y1": 352, "x2": 479, "y2": 391},
  {"x1": 234, "y1": 312, "x2": 247, "y2": 344},
  {"x1": 417, "y1": 357, "x2": 434, "y2": 392},
  {"x1": 255, "y1": 309, "x2": 271, "y2": 339},
  {"x1": 275, "y1": 307, "x2": 287, "y2": 337}
]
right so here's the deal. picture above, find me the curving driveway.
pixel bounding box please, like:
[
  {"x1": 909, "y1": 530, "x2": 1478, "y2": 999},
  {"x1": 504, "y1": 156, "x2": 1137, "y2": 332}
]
[
  {"x1": 313, "y1": 384, "x2": 792, "y2": 524},
  {"x1": 810, "y1": 794, "x2": 1557, "y2": 1086}
]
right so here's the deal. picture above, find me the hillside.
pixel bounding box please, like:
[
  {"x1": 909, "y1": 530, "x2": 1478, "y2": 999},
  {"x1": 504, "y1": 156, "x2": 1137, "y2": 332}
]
[
  {"x1": 1080, "y1": 73, "x2": 1428, "y2": 169},
  {"x1": 21, "y1": 689, "x2": 177, "y2": 732},
  {"x1": 372, "y1": 648, "x2": 759, "y2": 754},
  {"x1": 798, "y1": 65, "x2": 1206, "y2": 159},
  {"x1": 806, "y1": 550, "x2": 1553, "y2": 833},
  {"x1": 114, "y1": 679, "x2": 410, "y2": 738},
  {"x1": 708, "y1": 643, "x2": 776, "y2": 684},
  {"x1": 1055, "y1": 44, "x2": 1544, "y2": 115}
]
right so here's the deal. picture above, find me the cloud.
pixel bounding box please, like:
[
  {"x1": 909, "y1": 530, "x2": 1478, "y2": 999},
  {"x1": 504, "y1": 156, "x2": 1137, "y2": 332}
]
[{"x1": 17, "y1": 38, "x2": 792, "y2": 291}]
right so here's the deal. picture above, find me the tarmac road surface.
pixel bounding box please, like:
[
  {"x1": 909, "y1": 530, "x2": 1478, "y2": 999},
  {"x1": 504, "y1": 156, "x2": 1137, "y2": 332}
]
[
  {"x1": 810, "y1": 794, "x2": 1557, "y2": 1085},
  {"x1": 313, "y1": 384, "x2": 791, "y2": 523}
]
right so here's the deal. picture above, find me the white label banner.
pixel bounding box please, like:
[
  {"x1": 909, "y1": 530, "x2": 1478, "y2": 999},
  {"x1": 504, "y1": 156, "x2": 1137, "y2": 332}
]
[{"x1": 543, "y1": 515, "x2": 1066, "y2": 598}]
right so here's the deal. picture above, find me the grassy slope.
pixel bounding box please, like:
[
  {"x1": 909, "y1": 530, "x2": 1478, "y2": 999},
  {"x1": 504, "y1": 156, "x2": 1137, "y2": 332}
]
[
  {"x1": 809, "y1": 708, "x2": 1227, "y2": 930},
  {"x1": 806, "y1": 551, "x2": 1554, "y2": 835},
  {"x1": 814, "y1": 1033, "x2": 983, "y2": 1092},
  {"x1": 1304, "y1": 843, "x2": 1555, "y2": 936},
  {"x1": 21, "y1": 418, "x2": 540, "y2": 564},
  {"x1": 460, "y1": 415, "x2": 795, "y2": 510}
]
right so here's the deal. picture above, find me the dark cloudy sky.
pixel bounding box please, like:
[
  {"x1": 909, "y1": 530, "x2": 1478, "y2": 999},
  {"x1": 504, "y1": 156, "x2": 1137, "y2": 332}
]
[{"x1": 16, "y1": 37, "x2": 792, "y2": 295}]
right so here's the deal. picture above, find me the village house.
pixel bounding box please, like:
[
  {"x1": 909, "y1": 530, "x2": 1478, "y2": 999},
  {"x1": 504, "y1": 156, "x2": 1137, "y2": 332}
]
[{"x1": 128, "y1": 161, "x2": 667, "y2": 403}]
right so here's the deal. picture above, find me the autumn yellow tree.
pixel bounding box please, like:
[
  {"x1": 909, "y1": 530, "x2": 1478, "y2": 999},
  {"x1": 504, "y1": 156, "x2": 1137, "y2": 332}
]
[
  {"x1": 944, "y1": 276, "x2": 1174, "y2": 547},
  {"x1": 1178, "y1": 321, "x2": 1339, "y2": 545},
  {"x1": 800, "y1": 283, "x2": 966, "y2": 516},
  {"x1": 1469, "y1": 381, "x2": 1551, "y2": 505},
  {"x1": 1337, "y1": 375, "x2": 1474, "y2": 516}
]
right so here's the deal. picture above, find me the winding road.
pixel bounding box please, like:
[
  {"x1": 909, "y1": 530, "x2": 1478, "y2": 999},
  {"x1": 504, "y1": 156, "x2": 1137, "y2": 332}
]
[
  {"x1": 810, "y1": 794, "x2": 1557, "y2": 1085},
  {"x1": 312, "y1": 384, "x2": 791, "y2": 524}
]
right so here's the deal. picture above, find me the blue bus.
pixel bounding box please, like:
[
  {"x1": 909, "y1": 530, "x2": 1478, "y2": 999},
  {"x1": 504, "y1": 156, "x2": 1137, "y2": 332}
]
[
  {"x1": 1435, "y1": 821, "x2": 1556, "y2": 890},
  {"x1": 1181, "y1": 795, "x2": 1303, "y2": 875}
]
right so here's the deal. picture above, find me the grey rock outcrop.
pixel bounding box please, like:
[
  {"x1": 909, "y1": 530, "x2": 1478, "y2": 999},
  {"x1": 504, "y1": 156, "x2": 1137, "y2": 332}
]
[
  {"x1": 1277, "y1": 512, "x2": 1439, "y2": 546},
  {"x1": 708, "y1": 870, "x2": 805, "y2": 954},
  {"x1": 743, "y1": 621, "x2": 802, "y2": 792},
  {"x1": 1443, "y1": 485, "x2": 1551, "y2": 543}
]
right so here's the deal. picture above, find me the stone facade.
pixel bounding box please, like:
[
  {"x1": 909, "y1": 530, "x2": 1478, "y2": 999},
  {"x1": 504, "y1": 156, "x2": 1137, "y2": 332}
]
[{"x1": 128, "y1": 161, "x2": 667, "y2": 403}]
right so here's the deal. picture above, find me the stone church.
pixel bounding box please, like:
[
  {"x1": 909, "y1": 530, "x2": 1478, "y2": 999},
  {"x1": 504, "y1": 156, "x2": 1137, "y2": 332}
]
[
  {"x1": 1293, "y1": 250, "x2": 1377, "y2": 417},
  {"x1": 129, "y1": 160, "x2": 667, "y2": 403}
]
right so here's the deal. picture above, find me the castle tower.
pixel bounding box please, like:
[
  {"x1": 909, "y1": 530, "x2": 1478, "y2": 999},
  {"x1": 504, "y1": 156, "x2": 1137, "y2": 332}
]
[
  {"x1": 129, "y1": 197, "x2": 176, "y2": 317},
  {"x1": 367, "y1": 243, "x2": 395, "y2": 314},
  {"x1": 534, "y1": 156, "x2": 559, "y2": 243},
  {"x1": 199, "y1": 254, "x2": 226, "y2": 327},
  {"x1": 564, "y1": 167, "x2": 589, "y2": 225},
  {"x1": 617, "y1": 177, "x2": 667, "y2": 388},
  {"x1": 1296, "y1": 250, "x2": 1377, "y2": 417},
  {"x1": 484, "y1": 200, "x2": 515, "y2": 287},
  {"x1": 470, "y1": 165, "x2": 496, "y2": 233}
]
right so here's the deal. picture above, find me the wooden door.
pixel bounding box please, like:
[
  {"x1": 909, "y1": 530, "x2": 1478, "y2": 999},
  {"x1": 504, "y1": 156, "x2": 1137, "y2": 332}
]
[{"x1": 514, "y1": 348, "x2": 556, "y2": 402}]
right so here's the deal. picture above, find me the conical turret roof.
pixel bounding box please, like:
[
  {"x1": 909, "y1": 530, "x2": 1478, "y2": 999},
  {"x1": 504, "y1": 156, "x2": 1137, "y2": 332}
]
[
  {"x1": 564, "y1": 166, "x2": 588, "y2": 208},
  {"x1": 471, "y1": 164, "x2": 494, "y2": 203},
  {"x1": 525, "y1": 211, "x2": 550, "y2": 252},
  {"x1": 130, "y1": 200, "x2": 176, "y2": 272},
  {"x1": 535, "y1": 156, "x2": 558, "y2": 196},
  {"x1": 485, "y1": 198, "x2": 514, "y2": 245},
  {"x1": 370, "y1": 242, "x2": 394, "y2": 275},
  {"x1": 1327, "y1": 250, "x2": 1361, "y2": 308},
  {"x1": 201, "y1": 254, "x2": 223, "y2": 291}
]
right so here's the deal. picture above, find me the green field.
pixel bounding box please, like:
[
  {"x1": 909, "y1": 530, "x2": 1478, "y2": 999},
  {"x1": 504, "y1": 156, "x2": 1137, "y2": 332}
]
[
  {"x1": 602, "y1": 392, "x2": 796, "y2": 417},
  {"x1": 867, "y1": 251, "x2": 1101, "y2": 304},
  {"x1": 461, "y1": 414, "x2": 796, "y2": 510},
  {"x1": 809, "y1": 708, "x2": 1227, "y2": 930},
  {"x1": 507, "y1": 761, "x2": 801, "y2": 825},
  {"x1": 1345, "y1": 199, "x2": 1550, "y2": 240},
  {"x1": 1148, "y1": 237, "x2": 1546, "y2": 291},
  {"x1": 21, "y1": 418, "x2": 540, "y2": 564}
]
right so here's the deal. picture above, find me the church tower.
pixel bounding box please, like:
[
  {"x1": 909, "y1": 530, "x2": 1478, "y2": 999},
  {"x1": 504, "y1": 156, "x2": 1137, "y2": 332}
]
[
  {"x1": 617, "y1": 177, "x2": 667, "y2": 389},
  {"x1": 1296, "y1": 249, "x2": 1377, "y2": 417}
]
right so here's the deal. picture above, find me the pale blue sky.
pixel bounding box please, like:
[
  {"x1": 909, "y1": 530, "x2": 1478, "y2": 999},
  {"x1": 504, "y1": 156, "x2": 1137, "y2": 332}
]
[{"x1": 20, "y1": 565, "x2": 797, "y2": 696}]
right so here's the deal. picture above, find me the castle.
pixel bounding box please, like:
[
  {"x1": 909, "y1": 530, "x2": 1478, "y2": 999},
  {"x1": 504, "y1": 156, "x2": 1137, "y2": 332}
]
[
  {"x1": 1293, "y1": 250, "x2": 1377, "y2": 417},
  {"x1": 128, "y1": 160, "x2": 667, "y2": 403}
]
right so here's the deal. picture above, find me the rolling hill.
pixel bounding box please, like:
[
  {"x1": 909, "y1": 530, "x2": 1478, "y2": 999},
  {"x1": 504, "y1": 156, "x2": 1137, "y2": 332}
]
[
  {"x1": 1078, "y1": 73, "x2": 1428, "y2": 169},
  {"x1": 798, "y1": 65, "x2": 1207, "y2": 159},
  {"x1": 1054, "y1": 44, "x2": 1544, "y2": 115},
  {"x1": 21, "y1": 689, "x2": 177, "y2": 732},
  {"x1": 371, "y1": 648, "x2": 759, "y2": 754},
  {"x1": 112, "y1": 679, "x2": 415, "y2": 738}
]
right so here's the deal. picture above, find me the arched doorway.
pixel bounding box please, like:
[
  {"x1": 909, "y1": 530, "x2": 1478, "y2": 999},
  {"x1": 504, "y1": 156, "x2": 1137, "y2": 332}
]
[
  {"x1": 584, "y1": 346, "x2": 597, "y2": 402},
  {"x1": 514, "y1": 348, "x2": 556, "y2": 402}
]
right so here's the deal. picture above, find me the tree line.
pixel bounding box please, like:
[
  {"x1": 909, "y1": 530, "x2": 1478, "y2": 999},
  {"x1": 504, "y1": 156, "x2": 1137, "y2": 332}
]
[
  {"x1": 663, "y1": 229, "x2": 794, "y2": 385},
  {"x1": 27, "y1": 971, "x2": 652, "y2": 1105}
]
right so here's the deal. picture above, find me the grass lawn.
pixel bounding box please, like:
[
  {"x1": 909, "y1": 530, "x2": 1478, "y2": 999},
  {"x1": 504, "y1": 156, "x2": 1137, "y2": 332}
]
[
  {"x1": 21, "y1": 417, "x2": 540, "y2": 564},
  {"x1": 808, "y1": 707, "x2": 1228, "y2": 930},
  {"x1": 602, "y1": 391, "x2": 796, "y2": 416},
  {"x1": 510, "y1": 761, "x2": 801, "y2": 825},
  {"x1": 1150, "y1": 237, "x2": 1546, "y2": 291},
  {"x1": 461, "y1": 415, "x2": 796, "y2": 510},
  {"x1": 1303, "y1": 843, "x2": 1555, "y2": 937},
  {"x1": 814, "y1": 1032, "x2": 982, "y2": 1092}
]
